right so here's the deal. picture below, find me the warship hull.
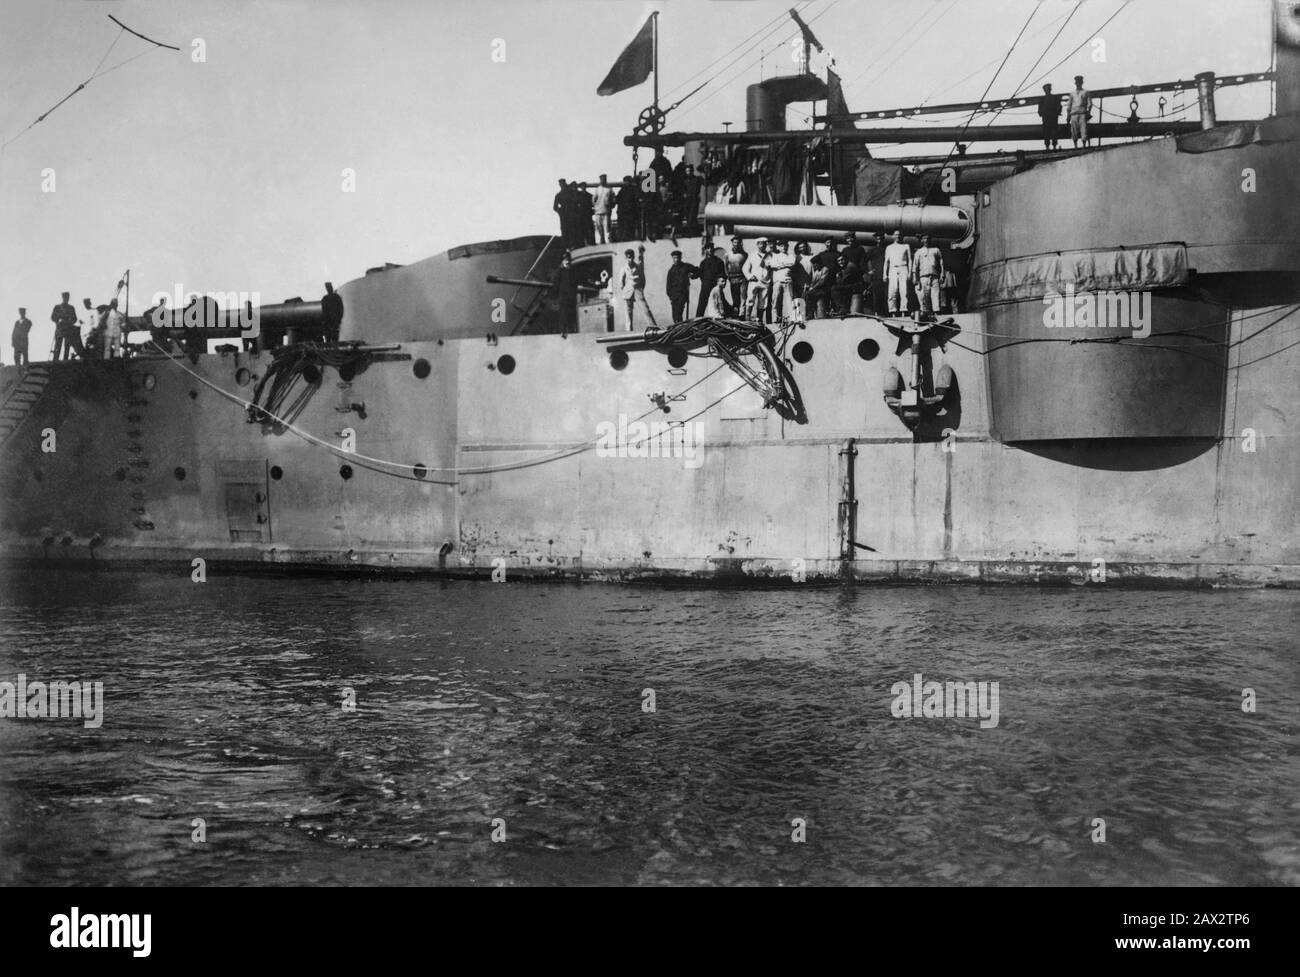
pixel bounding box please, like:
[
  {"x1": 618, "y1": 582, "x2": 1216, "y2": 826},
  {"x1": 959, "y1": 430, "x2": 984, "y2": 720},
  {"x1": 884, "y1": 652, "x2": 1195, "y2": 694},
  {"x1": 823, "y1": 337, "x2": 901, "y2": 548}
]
[{"x1": 1, "y1": 120, "x2": 1296, "y2": 588}]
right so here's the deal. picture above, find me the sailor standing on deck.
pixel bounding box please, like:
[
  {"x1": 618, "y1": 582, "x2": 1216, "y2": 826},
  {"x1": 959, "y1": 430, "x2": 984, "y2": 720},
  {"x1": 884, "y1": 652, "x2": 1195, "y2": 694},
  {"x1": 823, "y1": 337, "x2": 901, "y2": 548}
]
[
  {"x1": 1038, "y1": 84, "x2": 1061, "y2": 150},
  {"x1": 1068, "y1": 75, "x2": 1091, "y2": 148},
  {"x1": 321, "y1": 282, "x2": 344, "y2": 343},
  {"x1": 724, "y1": 236, "x2": 748, "y2": 316},
  {"x1": 12, "y1": 308, "x2": 31, "y2": 367},
  {"x1": 590, "y1": 175, "x2": 616, "y2": 245},
  {"x1": 665, "y1": 250, "x2": 698, "y2": 324},
  {"x1": 744, "y1": 237, "x2": 771, "y2": 324},
  {"x1": 103, "y1": 299, "x2": 125, "y2": 358},
  {"x1": 51, "y1": 291, "x2": 81, "y2": 360},
  {"x1": 911, "y1": 234, "x2": 945, "y2": 315},
  {"x1": 695, "y1": 240, "x2": 726, "y2": 318},
  {"x1": 883, "y1": 231, "x2": 912, "y2": 317},
  {"x1": 81, "y1": 298, "x2": 105, "y2": 358},
  {"x1": 865, "y1": 232, "x2": 887, "y2": 316},
  {"x1": 616, "y1": 246, "x2": 657, "y2": 331},
  {"x1": 766, "y1": 240, "x2": 795, "y2": 321}
]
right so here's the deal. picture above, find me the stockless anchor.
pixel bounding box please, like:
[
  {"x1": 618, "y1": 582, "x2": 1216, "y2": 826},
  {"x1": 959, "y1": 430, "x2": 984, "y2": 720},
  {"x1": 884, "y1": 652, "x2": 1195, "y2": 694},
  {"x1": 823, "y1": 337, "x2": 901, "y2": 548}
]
[{"x1": 878, "y1": 313, "x2": 960, "y2": 431}]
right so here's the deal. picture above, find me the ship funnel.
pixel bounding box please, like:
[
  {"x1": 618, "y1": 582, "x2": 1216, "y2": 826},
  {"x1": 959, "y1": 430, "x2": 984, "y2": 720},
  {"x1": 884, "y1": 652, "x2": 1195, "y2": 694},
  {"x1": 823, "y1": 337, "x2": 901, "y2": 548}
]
[
  {"x1": 704, "y1": 203, "x2": 973, "y2": 241},
  {"x1": 1195, "y1": 71, "x2": 1217, "y2": 129},
  {"x1": 1276, "y1": 0, "x2": 1300, "y2": 116},
  {"x1": 746, "y1": 75, "x2": 828, "y2": 132}
]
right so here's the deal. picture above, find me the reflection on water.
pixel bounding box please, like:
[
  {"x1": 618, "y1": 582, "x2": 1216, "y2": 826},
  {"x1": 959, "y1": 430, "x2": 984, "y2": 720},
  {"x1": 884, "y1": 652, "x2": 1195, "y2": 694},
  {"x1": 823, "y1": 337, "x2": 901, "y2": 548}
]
[{"x1": 0, "y1": 569, "x2": 1296, "y2": 886}]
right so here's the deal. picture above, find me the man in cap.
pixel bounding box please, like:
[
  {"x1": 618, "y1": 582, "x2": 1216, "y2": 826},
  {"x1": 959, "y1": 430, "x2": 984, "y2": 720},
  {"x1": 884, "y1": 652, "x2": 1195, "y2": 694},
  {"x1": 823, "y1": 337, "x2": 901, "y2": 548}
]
[
  {"x1": 665, "y1": 249, "x2": 698, "y2": 324},
  {"x1": 104, "y1": 298, "x2": 126, "y2": 358},
  {"x1": 724, "y1": 236, "x2": 748, "y2": 316},
  {"x1": 12, "y1": 307, "x2": 31, "y2": 367},
  {"x1": 1068, "y1": 75, "x2": 1091, "y2": 148},
  {"x1": 695, "y1": 240, "x2": 726, "y2": 317},
  {"x1": 883, "y1": 230, "x2": 912, "y2": 317},
  {"x1": 615, "y1": 176, "x2": 639, "y2": 243},
  {"x1": 766, "y1": 240, "x2": 796, "y2": 321},
  {"x1": 1038, "y1": 83, "x2": 1061, "y2": 150},
  {"x1": 51, "y1": 291, "x2": 80, "y2": 360},
  {"x1": 322, "y1": 282, "x2": 344, "y2": 343},
  {"x1": 911, "y1": 234, "x2": 945, "y2": 316},
  {"x1": 591, "y1": 174, "x2": 616, "y2": 245},
  {"x1": 81, "y1": 297, "x2": 105, "y2": 358},
  {"x1": 615, "y1": 245, "x2": 657, "y2": 331}
]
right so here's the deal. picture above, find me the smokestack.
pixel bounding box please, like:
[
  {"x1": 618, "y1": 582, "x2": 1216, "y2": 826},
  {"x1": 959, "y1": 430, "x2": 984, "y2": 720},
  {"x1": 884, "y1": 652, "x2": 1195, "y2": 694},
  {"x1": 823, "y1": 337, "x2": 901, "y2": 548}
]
[
  {"x1": 1277, "y1": 0, "x2": 1300, "y2": 116},
  {"x1": 1195, "y1": 71, "x2": 1217, "y2": 129}
]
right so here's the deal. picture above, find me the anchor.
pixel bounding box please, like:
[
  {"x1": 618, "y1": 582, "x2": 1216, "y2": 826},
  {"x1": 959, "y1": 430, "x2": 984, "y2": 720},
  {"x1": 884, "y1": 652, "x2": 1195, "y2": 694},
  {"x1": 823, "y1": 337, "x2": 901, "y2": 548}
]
[{"x1": 880, "y1": 313, "x2": 960, "y2": 431}]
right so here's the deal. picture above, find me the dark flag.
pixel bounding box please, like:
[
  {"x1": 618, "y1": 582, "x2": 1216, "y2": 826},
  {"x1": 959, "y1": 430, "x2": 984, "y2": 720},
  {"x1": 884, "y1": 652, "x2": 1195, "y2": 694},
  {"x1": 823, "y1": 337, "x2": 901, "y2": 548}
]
[{"x1": 597, "y1": 15, "x2": 655, "y2": 96}]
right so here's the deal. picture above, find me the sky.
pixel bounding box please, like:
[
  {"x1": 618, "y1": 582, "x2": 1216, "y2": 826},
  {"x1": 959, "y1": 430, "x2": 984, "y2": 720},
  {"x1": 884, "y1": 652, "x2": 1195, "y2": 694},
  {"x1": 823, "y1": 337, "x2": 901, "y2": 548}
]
[{"x1": 0, "y1": 0, "x2": 1275, "y2": 357}]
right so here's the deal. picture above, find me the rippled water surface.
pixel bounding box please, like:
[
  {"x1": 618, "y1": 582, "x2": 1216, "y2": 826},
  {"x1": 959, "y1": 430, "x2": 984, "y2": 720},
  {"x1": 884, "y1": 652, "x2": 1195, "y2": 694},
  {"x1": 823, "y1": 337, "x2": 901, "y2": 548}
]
[{"x1": 0, "y1": 569, "x2": 1296, "y2": 886}]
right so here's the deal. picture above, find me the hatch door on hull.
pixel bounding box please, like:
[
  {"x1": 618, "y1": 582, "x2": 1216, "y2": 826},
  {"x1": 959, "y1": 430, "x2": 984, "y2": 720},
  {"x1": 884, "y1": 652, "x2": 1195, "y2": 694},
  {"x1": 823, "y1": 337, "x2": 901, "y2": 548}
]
[{"x1": 217, "y1": 460, "x2": 270, "y2": 543}]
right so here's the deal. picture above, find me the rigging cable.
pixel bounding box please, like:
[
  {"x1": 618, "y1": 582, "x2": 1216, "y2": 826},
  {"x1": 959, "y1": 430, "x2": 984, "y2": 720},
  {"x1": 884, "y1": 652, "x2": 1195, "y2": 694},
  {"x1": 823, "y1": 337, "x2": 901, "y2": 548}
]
[
  {"x1": 925, "y1": 2, "x2": 1041, "y2": 199},
  {"x1": 0, "y1": 17, "x2": 179, "y2": 153},
  {"x1": 145, "y1": 339, "x2": 758, "y2": 482}
]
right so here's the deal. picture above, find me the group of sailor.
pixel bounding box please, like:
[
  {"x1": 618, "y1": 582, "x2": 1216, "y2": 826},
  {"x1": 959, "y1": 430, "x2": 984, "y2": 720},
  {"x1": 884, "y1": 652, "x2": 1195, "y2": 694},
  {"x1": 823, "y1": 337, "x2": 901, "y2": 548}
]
[
  {"x1": 1037, "y1": 75, "x2": 1092, "y2": 150},
  {"x1": 556, "y1": 230, "x2": 966, "y2": 333},
  {"x1": 553, "y1": 155, "x2": 705, "y2": 249},
  {"x1": 630, "y1": 232, "x2": 962, "y2": 330},
  {"x1": 7, "y1": 290, "x2": 125, "y2": 368}
]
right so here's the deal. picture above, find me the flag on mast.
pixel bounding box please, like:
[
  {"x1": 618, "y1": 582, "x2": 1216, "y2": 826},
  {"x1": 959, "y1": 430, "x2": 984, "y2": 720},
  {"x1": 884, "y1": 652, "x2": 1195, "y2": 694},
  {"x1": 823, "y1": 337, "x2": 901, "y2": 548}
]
[{"x1": 596, "y1": 15, "x2": 655, "y2": 96}]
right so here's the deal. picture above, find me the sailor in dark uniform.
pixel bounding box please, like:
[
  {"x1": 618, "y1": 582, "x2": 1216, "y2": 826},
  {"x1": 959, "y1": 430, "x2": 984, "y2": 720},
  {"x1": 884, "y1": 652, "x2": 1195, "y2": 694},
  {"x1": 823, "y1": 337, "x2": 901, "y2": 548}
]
[
  {"x1": 321, "y1": 282, "x2": 344, "y2": 342},
  {"x1": 12, "y1": 308, "x2": 32, "y2": 367},
  {"x1": 51, "y1": 291, "x2": 82, "y2": 360},
  {"x1": 665, "y1": 250, "x2": 698, "y2": 324}
]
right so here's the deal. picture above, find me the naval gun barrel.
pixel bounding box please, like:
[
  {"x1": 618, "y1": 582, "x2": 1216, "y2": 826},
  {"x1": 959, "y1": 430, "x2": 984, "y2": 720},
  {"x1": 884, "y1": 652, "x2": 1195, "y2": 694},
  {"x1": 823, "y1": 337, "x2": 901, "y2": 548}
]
[
  {"x1": 126, "y1": 298, "x2": 323, "y2": 335},
  {"x1": 485, "y1": 275, "x2": 553, "y2": 289},
  {"x1": 704, "y1": 203, "x2": 972, "y2": 241}
]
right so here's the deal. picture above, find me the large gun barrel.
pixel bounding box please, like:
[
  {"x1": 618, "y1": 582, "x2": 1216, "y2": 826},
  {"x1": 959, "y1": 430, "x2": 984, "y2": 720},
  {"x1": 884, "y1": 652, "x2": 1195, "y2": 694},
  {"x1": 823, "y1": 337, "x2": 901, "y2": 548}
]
[
  {"x1": 704, "y1": 203, "x2": 972, "y2": 240},
  {"x1": 126, "y1": 298, "x2": 323, "y2": 336}
]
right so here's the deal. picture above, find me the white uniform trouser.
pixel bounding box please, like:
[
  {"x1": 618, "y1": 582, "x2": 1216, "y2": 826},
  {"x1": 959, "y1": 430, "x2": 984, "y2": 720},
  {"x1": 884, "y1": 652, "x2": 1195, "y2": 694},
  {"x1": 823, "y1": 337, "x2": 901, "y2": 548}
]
[
  {"x1": 746, "y1": 281, "x2": 768, "y2": 321},
  {"x1": 916, "y1": 274, "x2": 941, "y2": 314},
  {"x1": 105, "y1": 328, "x2": 121, "y2": 358},
  {"x1": 593, "y1": 213, "x2": 611, "y2": 244},
  {"x1": 888, "y1": 271, "x2": 909, "y2": 314},
  {"x1": 770, "y1": 281, "x2": 793, "y2": 321},
  {"x1": 622, "y1": 291, "x2": 657, "y2": 331}
]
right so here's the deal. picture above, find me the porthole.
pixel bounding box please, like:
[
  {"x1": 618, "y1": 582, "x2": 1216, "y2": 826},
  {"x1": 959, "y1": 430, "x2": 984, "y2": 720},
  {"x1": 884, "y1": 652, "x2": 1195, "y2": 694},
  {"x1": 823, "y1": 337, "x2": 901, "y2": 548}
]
[
  {"x1": 141, "y1": 374, "x2": 156, "y2": 391},
  {"x1": 609, "y1": 350, "x2": 629, "y2": 371},
  {"x1": 189, "y1": 389, "x2": 198, "y2": 400},
  {"x1": 235, "y1": 367, "x2": 251, "y2": 386},
  {"x1": 302, "y1": 364, "x2": 322, "y2": 384},
  {"x1": 413, "y1": 358, "x2": 431, "y2": 379},
  {"x1": 339, "y1": 363, "x2": 356, "y2": 382},
  {"x1": 412, "y1": 463, "x2": 427, "y2": 480},
  {"x1": 174, "y1": 467, "x2": 186, "y2": 481},
  {"x1": 339, "y1": 464, "x2": 353, "y2": 480},
  {"x1": 496, "y1": 354, "x2": 516, "y2": 375},
  {"x1": 667, "y1": 348, "x2": 688, "y2": 369},
  {"x1": 792, "y1": 341, "x2": 814, "y2": 364},
  {"x1": 857, "y1": 338, "x2": 880, "y2": 361},
  {"x1": 270, "y1": 465, "x2": 283, "y2": 481}
]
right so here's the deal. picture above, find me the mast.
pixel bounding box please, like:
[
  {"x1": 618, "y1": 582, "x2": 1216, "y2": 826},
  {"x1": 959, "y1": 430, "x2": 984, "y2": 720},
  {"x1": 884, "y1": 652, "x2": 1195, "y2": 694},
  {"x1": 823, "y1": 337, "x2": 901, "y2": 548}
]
[{"x1": 652, "y1": 12, "x2": 659, "y2": 117}]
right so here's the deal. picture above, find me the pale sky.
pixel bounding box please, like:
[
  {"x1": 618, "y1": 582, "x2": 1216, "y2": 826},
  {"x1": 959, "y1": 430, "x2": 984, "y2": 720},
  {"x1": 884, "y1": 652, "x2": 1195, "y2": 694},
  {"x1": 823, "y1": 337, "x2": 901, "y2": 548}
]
[{"x1": 0, "y1": 0, "x2": 1273, "y2": 355}]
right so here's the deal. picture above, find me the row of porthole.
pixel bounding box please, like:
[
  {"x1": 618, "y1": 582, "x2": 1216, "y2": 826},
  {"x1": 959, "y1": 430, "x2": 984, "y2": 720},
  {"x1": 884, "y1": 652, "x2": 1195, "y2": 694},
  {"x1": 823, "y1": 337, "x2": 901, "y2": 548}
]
[
  {"x1": 160, "y1": 463, "x2": 430, "y2": 482},
  {"x1": 608, "y1": 339, "x2": 878, "y2": 370},
  {"x1": 229, "y1": 341, "x2": 881, "y2": 387}
]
